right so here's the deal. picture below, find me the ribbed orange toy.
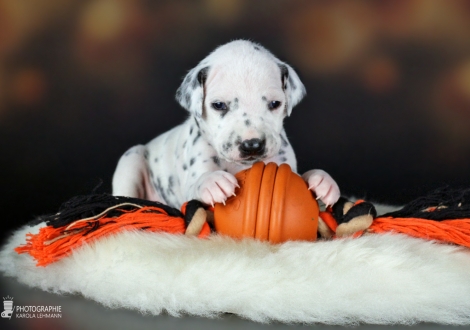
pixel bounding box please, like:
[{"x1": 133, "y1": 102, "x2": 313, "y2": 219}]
[{"x1": 214, "y1": 162, "x2": 319, "y2": 243}]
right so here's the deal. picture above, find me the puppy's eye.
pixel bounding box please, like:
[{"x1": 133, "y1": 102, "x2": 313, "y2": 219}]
[
  {"x1": 211, "y1": 102, "x2": 228, "y2": 111},
  {"x1": 268, "y1": 101, "x2": 281, "y2": 110}
]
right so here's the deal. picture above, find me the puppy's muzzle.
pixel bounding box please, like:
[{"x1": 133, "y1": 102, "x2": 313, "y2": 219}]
[{"x1": 239, "y1": 138, "x2": 266, "y2": 157}]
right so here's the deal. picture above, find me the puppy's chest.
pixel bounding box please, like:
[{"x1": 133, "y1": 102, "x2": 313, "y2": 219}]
[{"x1": 147, "y1": 134, "x2": 245, "y2": 182}]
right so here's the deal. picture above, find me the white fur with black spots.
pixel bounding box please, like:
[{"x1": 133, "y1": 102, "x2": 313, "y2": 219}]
[{"x1": 112, "y1": 40, "x2": 340, "y2": 208}]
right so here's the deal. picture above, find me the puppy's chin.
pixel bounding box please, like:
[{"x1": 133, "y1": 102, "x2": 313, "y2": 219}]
[
  {"x1": 236, "y1": 157, "x2": 264, "y2": 166},
  {"x1": 220, "y1": 148, "x2": 280, "y2": 166},
  {"x1": 224, "y1": 154, "x2": 269, "y2": 166}
]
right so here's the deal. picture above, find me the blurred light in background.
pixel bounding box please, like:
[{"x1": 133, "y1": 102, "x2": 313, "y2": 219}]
[{"x1": 285, "y1": 1, "x2": 376, "y2": 75}]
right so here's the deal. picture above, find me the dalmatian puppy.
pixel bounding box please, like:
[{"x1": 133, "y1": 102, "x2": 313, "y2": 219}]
[{"x1": 112, "y1": 40, "x2": 340, "y2": 209}]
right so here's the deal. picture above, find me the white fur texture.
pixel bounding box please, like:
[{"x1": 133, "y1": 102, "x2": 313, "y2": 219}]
[{"x1": 1, "y1": 223, "x2": 470, "y2": 325}]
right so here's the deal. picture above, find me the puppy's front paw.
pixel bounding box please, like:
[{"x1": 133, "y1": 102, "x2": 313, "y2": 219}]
[
  {"x1": 302, "y1": 169, "x2": 340, "y2": 207},
  {"x1": 191, "y1": 171, "x2": 239, "y2": 207}
]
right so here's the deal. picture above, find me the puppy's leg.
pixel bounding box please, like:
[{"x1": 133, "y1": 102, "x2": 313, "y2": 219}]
[
  {"x1": 302, "y1": 169, "x2": 340, "y2": 207},
  {"x1": 188, "y1": 170, "x2": 239, "y2": 207},
  {"x1": 112, "y1": 145, "x2": 160, "y2": 201}
]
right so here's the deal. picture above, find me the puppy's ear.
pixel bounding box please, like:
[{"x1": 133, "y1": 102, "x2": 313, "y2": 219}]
[
  {"x1": 176, "y1": 66, "x2": 210, "y2": 117},
  {"x1": 278, "y1": 63, "x2": 306, "y2": 116}
]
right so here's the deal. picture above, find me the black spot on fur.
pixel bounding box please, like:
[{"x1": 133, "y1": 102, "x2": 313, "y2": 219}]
[
  {"x1": 154, "y1": 178, "x2": 169, "y2": 204},
  {"x1": 280, "y1": 134, "x2": 289, "y2": 147},
  {"x1": 182, "y1": 140, "x2": 187, "y2": 148},
  {"x1": 149, "y1": 169, "x2": 154, "y2": 178},
  {"x1": 278, "y1": 64, "x2": 289, "y2": 90},
  {"x1": 154, "y1": 157, "x2": 159, "y2": 163},
  {"x1": 153, "y1": 175, "x2": 175, "y2": 204},
  {"x1": 278, "y1": 149, "x2": 286, "y2": 155},
  {"x1": 254, "y1": 46, "x2": 260, "y2": 51},
  {"x1": 280, "y1": 157, "x2": 287, "y2": 162},
  {"x1": 194, "y1": 118, "x2": 201, "y2": 129},
  {"x1": 220, "y1": 111, "x2": 229, "y2": 118},
  {"x1": 288, "y1": 75, "x2": 297, "y2": 90},
  {"x1": 143, "y1": 150, "x2": 149, "y2": 160},
  {"x1": 222, "y1": 142, "x2": 233, "y2": 152},
  {"x1": 193, "y1": 131, "x2": 202, "y2": 145},
  {"x1": 183, "y1": 164, "x2": 188, "y2": 171},
  {"x1": 190, "y1": 157, "x2": 196, "y2": 166},
  {"x1": 197, "y1": 67, "x2": 209, "y2": 85},
  {"x1": 185, "y1": 93, "x2": 191, "y2": 107},
  {"x1": 261, "y1": 96, "x2": 267, "y2": 101},
  {"x1": 245, "y1": 119, "x2": 251, "y2": 127},
  {"x1": 212, "y1": 156, "x2": 221, "y2": 167},
  {"x1": 232, "y1": 98, "x2": 239, "y2": 110},
  {"x1": 192, "y1": 76, "x2": 199, "y2": 90},
  {"x1": 242, "y1": 112, "x2": 247, "y2": 117}
]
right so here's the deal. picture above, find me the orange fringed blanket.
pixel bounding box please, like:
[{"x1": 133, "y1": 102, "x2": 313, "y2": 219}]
[
  {"x1": 318, "y1": 187, "x2": 470, "y2": 248},
  {"x1": 16, "y1": 196, "x2": 211, "y2": 266},
  {"x1": 15, "y1": 187, "x2": 470, "y2": 267},
  {"x1": 319, "y1": 208, "x2": 470, "y2": 248}
]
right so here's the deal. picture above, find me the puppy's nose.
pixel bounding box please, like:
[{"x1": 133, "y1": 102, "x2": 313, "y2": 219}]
[{"x1": 239, "y1": 138, "x2": 266, "y2": 156}]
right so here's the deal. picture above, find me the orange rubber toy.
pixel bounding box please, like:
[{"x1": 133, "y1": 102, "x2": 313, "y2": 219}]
[{"x1": 214, "y1": 162, "x2": 319, "y2": 243}]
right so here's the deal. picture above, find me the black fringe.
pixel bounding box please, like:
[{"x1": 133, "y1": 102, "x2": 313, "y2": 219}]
[{"x1": 381, "y1": 187, "x2": 470, "y2": 220}]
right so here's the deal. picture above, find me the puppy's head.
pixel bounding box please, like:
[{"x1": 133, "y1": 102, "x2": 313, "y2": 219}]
[{"x1": 176, "y1": 40, "x2": 305, "y2": 165}]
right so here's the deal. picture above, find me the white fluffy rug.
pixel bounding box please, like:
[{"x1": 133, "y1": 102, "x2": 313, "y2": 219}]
[{"x1": 1, "y1": 221, "x2": 470, "y2": 326}]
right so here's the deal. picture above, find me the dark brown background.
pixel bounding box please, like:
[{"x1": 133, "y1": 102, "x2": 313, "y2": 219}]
[{"x1": 1, "y1": 0, "x2": 470, "y2": 242}]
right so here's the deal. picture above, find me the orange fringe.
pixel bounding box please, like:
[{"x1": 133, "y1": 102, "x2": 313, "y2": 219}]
[
  {"x1": 369, "y1": 217, "x2": 470, "y2": 248},
  {"x1": 16, "y1": 206, "x2": 211, "y2": 267}
]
